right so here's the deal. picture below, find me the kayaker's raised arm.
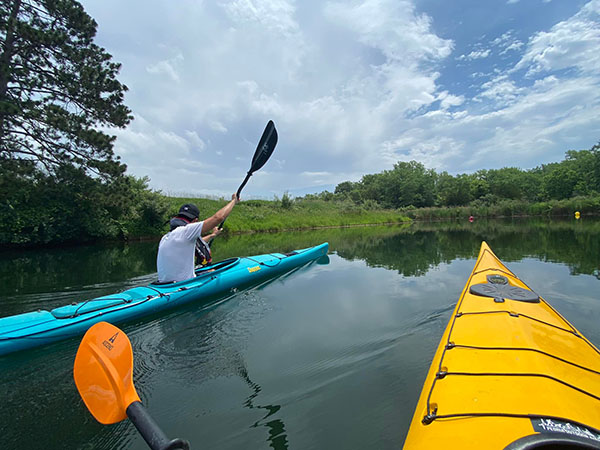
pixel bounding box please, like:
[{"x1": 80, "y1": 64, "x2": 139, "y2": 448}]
[{"x1": 202, "y1": 194, "x2": 240, "y2": 233}]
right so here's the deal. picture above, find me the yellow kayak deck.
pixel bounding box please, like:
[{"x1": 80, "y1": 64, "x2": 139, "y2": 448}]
[{"x1": 404, "y1": 242, "x2": 600, "y2": 449}]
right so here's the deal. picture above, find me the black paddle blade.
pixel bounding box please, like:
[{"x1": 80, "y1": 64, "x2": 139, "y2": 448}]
[{"x1": 249, "y1": 120, "x2": 277, "y2": 174}]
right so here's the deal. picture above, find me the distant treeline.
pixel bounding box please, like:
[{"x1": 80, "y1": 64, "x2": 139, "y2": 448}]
[
  {"x1": 302, "y1": 143, "x2": 600, "y2": 209},
  {"x1": 2, "y1": 144, "x2": 599, "y2": 247}
]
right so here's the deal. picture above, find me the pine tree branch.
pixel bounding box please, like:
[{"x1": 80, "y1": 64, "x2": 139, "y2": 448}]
[
  {"x1": 17, "y1": 117, "x2": 110, "y2": 165},
  {"x1": 10, "y1": 125, "x2": 104, "y2": 178},
  {"x1": 0, "y1": 0, "x2": 23, "y2": 139},
  {"x1": 1, "y1": 0, "x2": 131, "y2": 179}
]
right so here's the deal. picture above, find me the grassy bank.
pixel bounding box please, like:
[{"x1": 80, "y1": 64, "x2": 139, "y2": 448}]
[
  {"x1": 157, "y1": 195, "x2": 600, "y2": 238},
  {"x1": 162, "y1": 195, "x2": 600, "y2": 234},
  {"x1": 5, "y1": 193, "x2": 599, "y2": 247},
  {"x1": 402, "y1": 196, "x2": 600, "y2": 221},
  {"x1": 164, "y1": 196, "x2": 410, "y2": 234}
]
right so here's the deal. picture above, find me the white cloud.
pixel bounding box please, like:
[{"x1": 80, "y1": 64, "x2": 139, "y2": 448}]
[
  {"x1": 515, "y1": 0, "x2": 600, "y2": 75},
  {"x1": 184, "y1": 131, "x2": 206, "y2": 151},
  {"x1": 491, "y1": 30, "x2": 524, "y2": 54},
  {"x1": 389, "y1": 76, "x2": 600, "y2": 172},
  {"x1": 208, "y1": 121, "x2": 228, "y2": 133},
  {"x1": 87, "y1": 0, "x2": 456, "y2": 192},
  {"x1": 222, "y1": 0, "x2": 300, "y2": 38},
  {"x1": 492, "y1": 31, "x2": 514, "y2": 46},
  {"x1": 302, "y1": 171, "x2": 332, "y2": 177},
  {"x1": 458, "y1": 49, "x2": 491, "y2": 61},
  {"x1": 501, "y1": 41, "x2": 524, "y2": 54},
  {"x1": 80, "y1": 0, "x2": 600, "y2": 197},
  {"x1": 438, "y1": 91, "x2": 465, "y2": 110},
  {"x1": 146, "y1": 52, "x2": 184, "y2": 82},
  {"x1": 477, "y1": 75, "x2": 523, "y2": 105},
  {"x1": 324, "y1": 0, "x2": 453, "y2": 62}
]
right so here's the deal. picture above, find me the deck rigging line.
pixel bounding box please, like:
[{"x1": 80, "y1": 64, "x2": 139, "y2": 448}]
[{"x1": 422, "y1": 255, "x2": 600, "y2": 425}]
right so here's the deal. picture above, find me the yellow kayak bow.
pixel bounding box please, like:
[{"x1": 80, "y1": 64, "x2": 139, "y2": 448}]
[{"x1": 404, "y1": 241, "x2": 600, "y2": 449}]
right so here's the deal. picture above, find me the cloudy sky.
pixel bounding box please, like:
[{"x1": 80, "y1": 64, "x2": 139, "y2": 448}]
[{"x1": 80, "y1": 0, "x2": 600, "y2": 198}]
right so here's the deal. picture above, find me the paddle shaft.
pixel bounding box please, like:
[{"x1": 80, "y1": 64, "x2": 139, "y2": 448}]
[
  {"x1": 236, "y1": 172, "x2": 252, "y2": 199},
  {"x1": 127, "y1": 401, "x2": 189, "y2": 450},
  {"x1": 216, "y1": 172, "x2": 251, "y2": 231}
]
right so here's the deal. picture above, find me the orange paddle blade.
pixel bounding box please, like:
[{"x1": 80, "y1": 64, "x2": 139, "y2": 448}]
[{"x1": 74, "y1": 322, "x2": 141, "y2": 424}]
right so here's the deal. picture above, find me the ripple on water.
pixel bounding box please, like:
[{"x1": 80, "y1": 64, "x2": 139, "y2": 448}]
[
  {"x1": 274, "y1": 331, "x2": 405, "y2": 403},
  {"x1": 413, "y1": 301, "x2": 456, "y2": 329},
  {"x1": 83, "y1": 421, "x2": 134, "y2": 450},
  {"x1": 124, "y1": 288, "x2": 273, "y2": 397}
]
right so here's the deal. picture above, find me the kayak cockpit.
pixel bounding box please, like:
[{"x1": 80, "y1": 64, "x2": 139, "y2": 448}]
[
  {"x1": 195, "y1": 258, "x2": 239, "y2": 277},
  {"x1": 504, "y1": 428, "x2": 600, "y2": 449},
  {"x1": 150, "y1": 257, "x2": 241, "y2": 286}
]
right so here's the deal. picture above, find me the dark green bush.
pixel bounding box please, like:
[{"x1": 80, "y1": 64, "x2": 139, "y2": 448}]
[{"x1": 0, "y1": 159, "x2": 168, "y2": 246}]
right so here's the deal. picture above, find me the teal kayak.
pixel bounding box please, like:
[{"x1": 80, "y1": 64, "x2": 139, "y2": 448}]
[{"x1": 0, "y1": 243, "x2": 329, "y2": 356}]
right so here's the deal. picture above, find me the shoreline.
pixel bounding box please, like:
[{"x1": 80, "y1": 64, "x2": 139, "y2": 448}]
[{"x1": 3, "y1": 213, "x2": 598, "y2": 251}]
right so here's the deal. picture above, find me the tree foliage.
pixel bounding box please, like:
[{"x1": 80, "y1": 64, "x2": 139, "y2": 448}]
[
  {"x1": 0, "y1": 0, "x2": 131, "y2": 178},
  {"x1": 358, "y1": 161, "x2": 437, "y2": 208},
  {"x1": 315, "y1": 142, "x2": 600, "y2": 209},
  {"x1": 0, "y1": 158, "x2": 169, "y2": 245},
  {"x1": 437, "y1": 172, "x2": 472, "y2": 206},
  {"x1": 0, "y1": 1, "x2": 173, "y2": 246}
]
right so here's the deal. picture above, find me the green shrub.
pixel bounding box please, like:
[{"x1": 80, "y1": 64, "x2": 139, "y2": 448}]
[{"x1": 280, "y1": 191, "x2": 293, "y2": 210}]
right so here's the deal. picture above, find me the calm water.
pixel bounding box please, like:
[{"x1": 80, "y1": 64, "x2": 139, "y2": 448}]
[{"x1": 1, "y1": 218, "x2": 599, "y2": 450}]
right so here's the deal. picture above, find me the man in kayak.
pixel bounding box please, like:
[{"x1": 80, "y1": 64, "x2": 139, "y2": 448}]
[{"x1": 157, "y1": 194, "x2": 240, "y2": 283}]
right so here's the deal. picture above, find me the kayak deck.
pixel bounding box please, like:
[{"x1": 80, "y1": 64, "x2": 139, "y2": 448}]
[{"x1": 404, "y1": 241, "x2": 600, "y2": 449}]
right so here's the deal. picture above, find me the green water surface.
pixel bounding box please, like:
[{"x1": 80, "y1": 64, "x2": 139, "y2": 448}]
[{"x1": 0, "y1": 218, "x2": 599, "y2": 449}]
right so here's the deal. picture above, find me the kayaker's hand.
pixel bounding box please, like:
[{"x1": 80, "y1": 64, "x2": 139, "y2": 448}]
[
  {"x1": 211, "y1": 227, "x2": 221, "y2": 237},
  {"x1": 232, "y1": 193, "x2": 241, "y2": 204}
]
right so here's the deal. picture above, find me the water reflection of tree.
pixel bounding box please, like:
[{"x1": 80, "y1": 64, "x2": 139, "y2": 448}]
[
  {"x1": 327, "y1": 219, "x2": 600, "y2": 277},
  {"x1": 0, "y1": 241, "x2": 158, "y2": 297},
  {"x1": 3, "y1": 218, "x2": 598, "y2": 304},
  {"x1": 211, "y1": 218, "x2": 599, "y2": 277}
]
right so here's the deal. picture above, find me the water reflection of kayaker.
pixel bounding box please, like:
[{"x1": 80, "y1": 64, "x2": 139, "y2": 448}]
[{"x1": 157, "y1": 195, "x2": 240, "y2": 282}]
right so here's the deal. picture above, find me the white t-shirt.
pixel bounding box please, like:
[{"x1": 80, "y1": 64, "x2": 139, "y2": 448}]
[{"x1": 157, "y1": 221, "x2": 204, "y2": 282}]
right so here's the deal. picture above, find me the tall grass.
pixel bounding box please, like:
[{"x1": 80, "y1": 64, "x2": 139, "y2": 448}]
[
  {"x1": 164, "y1": 196, "x2": 410, "y2": 234},
  {"x1": 152, "y1": 194, "x2": 600, "y2": 238},
  {"x1": 404, "y1": 196, "x2": 600, "y2": 221}
]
